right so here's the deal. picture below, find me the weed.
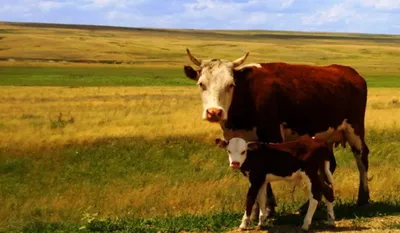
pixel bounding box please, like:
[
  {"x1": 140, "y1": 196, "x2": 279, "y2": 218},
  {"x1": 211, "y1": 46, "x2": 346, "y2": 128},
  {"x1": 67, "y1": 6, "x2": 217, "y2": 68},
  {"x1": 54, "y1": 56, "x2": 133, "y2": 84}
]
[{"x1": 49, "y1": 112, "x2": 74, "y2": 129}]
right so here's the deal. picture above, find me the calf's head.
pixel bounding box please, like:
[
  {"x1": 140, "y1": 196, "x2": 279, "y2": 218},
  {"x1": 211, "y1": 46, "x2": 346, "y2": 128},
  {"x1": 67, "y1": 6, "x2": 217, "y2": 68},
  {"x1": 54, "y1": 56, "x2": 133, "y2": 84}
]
[
  {"x1": 215, "y1": 137, "x2": 259, "y2": 168},
  {"x1": 184, "y1": 49, "x2": 249, "y2": 122}
]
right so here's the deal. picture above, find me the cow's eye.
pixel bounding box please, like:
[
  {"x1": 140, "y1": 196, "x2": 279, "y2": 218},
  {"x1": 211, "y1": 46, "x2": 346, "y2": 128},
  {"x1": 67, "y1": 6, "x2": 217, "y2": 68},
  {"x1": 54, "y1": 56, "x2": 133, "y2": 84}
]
[
  {"x1": 198, "y1": 82, "x2": 206, "y2": 91},
  {"x1": 227, "y1": 83, "x2": 235, "y2": 90},
  {"x1": 241, "y1": 150, "x2": 246, "y2": 155}
]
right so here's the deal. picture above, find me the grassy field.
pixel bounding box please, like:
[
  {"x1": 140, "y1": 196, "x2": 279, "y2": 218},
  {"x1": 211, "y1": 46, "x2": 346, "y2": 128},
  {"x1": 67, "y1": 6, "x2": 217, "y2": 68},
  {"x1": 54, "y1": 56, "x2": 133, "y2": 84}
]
[
  {"x1": 1, "y1": 86, "x2": 400, "y2": 232},
  {"x1": 0, "y1": 22, "x2": 400, "y2": 232}
]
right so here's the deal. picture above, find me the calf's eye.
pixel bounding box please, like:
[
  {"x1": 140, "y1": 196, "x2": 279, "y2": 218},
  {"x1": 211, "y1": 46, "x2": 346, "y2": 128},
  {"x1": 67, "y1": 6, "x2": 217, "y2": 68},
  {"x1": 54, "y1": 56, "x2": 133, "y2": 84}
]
[
  {"x1": 241, "y1": 150, "x2": 246, "y2": 155},
  {"x1": 198, "y1": 82, "x2": 206, "y2": 90}
]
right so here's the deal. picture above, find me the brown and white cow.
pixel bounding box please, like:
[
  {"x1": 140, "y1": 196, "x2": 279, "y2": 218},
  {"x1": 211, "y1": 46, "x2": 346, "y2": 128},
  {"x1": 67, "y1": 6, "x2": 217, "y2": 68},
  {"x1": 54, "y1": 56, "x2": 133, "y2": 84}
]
[
  {"x1": 184, "y1": 49, "x2": 370, "y2": 214},
  {"x1": 216, "y1": 134, "x2": 337, "y2": 231}
]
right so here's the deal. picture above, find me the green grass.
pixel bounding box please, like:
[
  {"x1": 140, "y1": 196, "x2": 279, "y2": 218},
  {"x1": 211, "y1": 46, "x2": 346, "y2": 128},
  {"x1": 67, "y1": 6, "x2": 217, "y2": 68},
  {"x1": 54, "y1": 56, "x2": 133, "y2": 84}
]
[
  {"x1": 4, "y1": 202, "x2": 400, "y2": 232},
  {"x1": 1, "y1": 128, "x2": 400, "y2": 232},
  {"x1": 0, "y1": 67, "x2": 192, "y2": 86},
  {"x1": 0, "y1": 67, "x2": 399, "y2": 87}
]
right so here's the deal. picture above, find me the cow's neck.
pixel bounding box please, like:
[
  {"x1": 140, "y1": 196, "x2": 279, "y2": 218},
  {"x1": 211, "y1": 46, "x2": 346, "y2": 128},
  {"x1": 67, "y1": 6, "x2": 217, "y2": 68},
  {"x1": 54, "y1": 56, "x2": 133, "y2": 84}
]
[{"x1": 223, "y1": 70, "x2": 257, "y2": 131}]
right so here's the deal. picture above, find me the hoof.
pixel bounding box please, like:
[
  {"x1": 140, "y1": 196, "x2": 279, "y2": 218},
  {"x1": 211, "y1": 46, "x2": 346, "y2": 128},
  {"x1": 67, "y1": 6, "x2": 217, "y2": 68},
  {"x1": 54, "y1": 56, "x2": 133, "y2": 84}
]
[
  {"x1": 301, "y1": 224, "x2": 310, "y2": 232},
  {"x1": 266, "y1": 207, "x2": 276, "y2": 218}
]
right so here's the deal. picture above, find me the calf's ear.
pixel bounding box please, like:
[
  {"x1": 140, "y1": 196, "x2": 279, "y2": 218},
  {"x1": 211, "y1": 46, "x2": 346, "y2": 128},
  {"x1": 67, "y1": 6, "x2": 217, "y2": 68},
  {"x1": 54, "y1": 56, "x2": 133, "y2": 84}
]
[
  {"x1": 184, "y1": 65, "x2": 199, "y2": 81},
  {"x1": 247, "y1": 142, "x2": 260, "y2": 151},
  {"x1": 215, "y1": 138, "x2": 228, "y2": 148}
]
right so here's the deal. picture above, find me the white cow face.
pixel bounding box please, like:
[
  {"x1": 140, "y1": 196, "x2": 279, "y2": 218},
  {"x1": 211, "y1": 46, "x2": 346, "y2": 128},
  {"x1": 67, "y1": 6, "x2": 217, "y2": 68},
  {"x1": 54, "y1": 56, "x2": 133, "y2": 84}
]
[
  {"x1": 216, "y1": 137, "x2": 250, "y2": 168},
  {"x1": 184, "y1": 49, "x2": 249, "y2": 123}
]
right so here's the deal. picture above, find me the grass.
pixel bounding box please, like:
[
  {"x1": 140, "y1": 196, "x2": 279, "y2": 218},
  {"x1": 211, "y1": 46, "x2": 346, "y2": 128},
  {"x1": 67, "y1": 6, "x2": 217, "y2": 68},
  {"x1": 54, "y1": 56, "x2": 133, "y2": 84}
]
[
  {"x1": 1, "y1": 86, "x2": 400, "y2": 232},
  {"x1": 1, "y1": 21, "x2": 400, "y2": 232},
  {"x1": 1, "y1": 21, "x2": 400, "y2": 79},
  {"x1": 1, "y1": 66, "x2": 400, "y2": 87},
  {"x1": 0, "y1": 66, "x2": 191, "y2": 86}
]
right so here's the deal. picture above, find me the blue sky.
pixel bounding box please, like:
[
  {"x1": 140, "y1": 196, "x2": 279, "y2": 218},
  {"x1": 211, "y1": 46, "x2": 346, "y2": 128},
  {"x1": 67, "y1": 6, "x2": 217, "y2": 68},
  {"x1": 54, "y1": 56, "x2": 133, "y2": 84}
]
[{"x1": 1, "y1": 0, "x2": 400, "y2": 34}]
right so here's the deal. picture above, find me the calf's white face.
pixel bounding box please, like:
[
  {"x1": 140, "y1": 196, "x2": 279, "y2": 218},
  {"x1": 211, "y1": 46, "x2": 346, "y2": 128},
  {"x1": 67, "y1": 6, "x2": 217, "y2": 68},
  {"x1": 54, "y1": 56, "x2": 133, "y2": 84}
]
[
  {"x1": 216, "y1": 137, "x2": 249, "y2": 168},
  {"x1": 184, "y1": 49, "x2": 249, "y2": 123}
]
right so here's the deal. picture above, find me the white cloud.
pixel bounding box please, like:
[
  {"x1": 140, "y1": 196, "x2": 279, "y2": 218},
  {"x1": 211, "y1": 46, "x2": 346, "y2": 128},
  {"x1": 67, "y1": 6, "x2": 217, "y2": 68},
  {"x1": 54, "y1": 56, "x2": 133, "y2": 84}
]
[
  {"x1": 302, "y1": 2, "x2": 361, "y2": 26},
  {"x1": 82, "y1": 0, "x2": 146, "y2": 9},
  {"x1": 38, "y1": 1, "x2": 67, "y2": 12},
  {"x1": 280, "y1": 0, "x2": 295, "y2": 8},
  {"x1": 359, "y1": 0, "x2": 400, "y2": 10}
]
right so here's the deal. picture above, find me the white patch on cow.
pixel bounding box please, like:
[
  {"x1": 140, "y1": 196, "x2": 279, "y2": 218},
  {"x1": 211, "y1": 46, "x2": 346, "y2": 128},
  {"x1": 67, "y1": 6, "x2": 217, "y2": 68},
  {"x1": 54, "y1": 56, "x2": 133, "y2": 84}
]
[
  {"x1": 235, "y1": 63, "x2": 262, "y2": 70},
  {"x1": 197, "y1": 60, "x2": 235, "y2": 121},
  {"x1": 324, "y1": 161, "x2": 334, "y2": 185},
  {"x1": 256, "y1": 183, "x2": 268, "y2": 226},
  {"x1": 265, "y1": 170, "x2": 303, "y2": 185},
  {"x1": 299, "y1": 172, "x2": 318, "y2": 231},
  {"x1": 239, "y1": 211, "x2": 250, "y2": 230},
  {"x1": 226, "y1": 137, "x2": 248, "y2": 168},
  {"x1": 341, "y1": 120, "x2": 363, "y2": 151}
]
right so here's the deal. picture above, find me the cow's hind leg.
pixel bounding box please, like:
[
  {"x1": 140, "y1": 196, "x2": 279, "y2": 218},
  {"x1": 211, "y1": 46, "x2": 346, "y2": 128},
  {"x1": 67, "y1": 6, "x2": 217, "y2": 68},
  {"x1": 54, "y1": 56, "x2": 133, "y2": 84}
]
[
  {"x1": 352, "y1": 140, "x2": 370, "y2": 206},
  {"x1": 344, "y1": 121, "x2": 370, "y2": 205}
]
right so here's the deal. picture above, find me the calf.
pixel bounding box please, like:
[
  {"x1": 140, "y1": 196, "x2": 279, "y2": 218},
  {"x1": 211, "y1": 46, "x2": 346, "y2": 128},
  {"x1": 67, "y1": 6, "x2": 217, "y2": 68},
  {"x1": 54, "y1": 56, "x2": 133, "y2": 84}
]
[{"x1": 216, "y1": 135, "x2": 336, "y2": 231}]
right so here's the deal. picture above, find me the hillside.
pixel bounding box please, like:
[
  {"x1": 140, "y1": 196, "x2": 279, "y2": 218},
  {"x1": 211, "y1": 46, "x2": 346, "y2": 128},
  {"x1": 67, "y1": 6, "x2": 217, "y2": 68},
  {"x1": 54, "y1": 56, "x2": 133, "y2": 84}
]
[{"x1": 1, "y1": 21, "x2": 400, "y2": 76}]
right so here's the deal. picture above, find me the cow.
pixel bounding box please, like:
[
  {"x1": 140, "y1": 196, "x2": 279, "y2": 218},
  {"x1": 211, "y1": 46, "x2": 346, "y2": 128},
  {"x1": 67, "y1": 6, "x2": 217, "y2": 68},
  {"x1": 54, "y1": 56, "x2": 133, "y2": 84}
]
[
  {"x1": 183, "y1": 49, "x2": 370, "y2": 217},
  {"x1": 215, "y1": 133, "x2": 339, "y2": 231}
]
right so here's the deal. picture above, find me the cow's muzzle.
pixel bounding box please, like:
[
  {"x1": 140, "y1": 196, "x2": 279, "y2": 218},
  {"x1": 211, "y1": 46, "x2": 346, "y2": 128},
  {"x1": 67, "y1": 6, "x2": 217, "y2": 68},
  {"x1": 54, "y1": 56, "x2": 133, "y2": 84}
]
[{"x1": 205, "y1": 108, "x2": 223, "y2": 122}]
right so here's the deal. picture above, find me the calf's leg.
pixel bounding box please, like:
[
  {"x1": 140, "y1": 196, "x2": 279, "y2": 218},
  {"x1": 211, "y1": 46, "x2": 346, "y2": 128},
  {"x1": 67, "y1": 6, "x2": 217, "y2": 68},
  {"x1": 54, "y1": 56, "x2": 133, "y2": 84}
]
[
  {"x1": 257, "y1": 183, "x2": 268, "y2": 227},
  {"x1": 296, "y1": 154, "x2": 337, "y2": 215},
  {"x1": 301, "y1": 172, "x2": 322, "y2": 231},
  {"x1": 240, "y1": 177, "x2": 264, "y2": 230}
]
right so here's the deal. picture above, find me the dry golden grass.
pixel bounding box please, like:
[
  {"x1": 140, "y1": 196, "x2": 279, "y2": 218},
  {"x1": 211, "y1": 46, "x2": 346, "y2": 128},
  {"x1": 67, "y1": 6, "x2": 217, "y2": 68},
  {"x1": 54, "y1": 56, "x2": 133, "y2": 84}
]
[
  {"x1": 1, "y1": 22, "x2": 400, "y2": 77},
  {"x1": 0, "y1": 86, "x2": 399, "y2": 231},
  {"x1": 0, "y1": 86, "x2": 399, "y2": 151}
]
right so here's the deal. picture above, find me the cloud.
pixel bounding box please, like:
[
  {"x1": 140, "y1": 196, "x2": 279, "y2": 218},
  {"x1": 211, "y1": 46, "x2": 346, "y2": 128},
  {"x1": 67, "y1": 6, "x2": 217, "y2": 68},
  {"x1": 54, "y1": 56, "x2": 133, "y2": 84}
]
[
  {"x1": 359, "y1": 0, "x2": 400, "y2": 10},
  {"x1": 82, "y1": 0, "x2": 147, "y2": 9},
  {"x1": 38, "y1": 1, "x2": 68, "y2": 12},
  {"x1": 0, "y1": 0, "x2": 399, "y2": 34},
  {"x1": 301, "y1": 3, "x2": 359, "y2": 26}
]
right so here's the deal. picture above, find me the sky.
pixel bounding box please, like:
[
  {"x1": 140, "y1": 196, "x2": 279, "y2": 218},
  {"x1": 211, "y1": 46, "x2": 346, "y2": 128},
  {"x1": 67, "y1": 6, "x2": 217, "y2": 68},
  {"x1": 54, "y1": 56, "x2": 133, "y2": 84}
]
[{"x1": 1, "y1": 0, "x2": 400, "y2": 35}]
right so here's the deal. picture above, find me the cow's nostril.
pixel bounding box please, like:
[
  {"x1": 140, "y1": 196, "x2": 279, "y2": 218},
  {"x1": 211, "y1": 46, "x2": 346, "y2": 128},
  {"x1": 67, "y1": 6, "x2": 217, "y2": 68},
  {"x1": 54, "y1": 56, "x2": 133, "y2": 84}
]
[{"x1": 216, "y1": 110, "x2": 222, "y2": 117}]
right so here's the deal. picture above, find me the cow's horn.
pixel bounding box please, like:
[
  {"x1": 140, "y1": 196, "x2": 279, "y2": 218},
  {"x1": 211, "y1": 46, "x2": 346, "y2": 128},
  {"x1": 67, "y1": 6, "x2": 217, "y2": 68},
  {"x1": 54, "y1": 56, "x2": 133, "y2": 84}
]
[
  {"x1": 232, "y1": 52, "x2": 249, "y2": 67},
  {"x1": 186, "y1": 48, "x2": 202, "y2": 66}
]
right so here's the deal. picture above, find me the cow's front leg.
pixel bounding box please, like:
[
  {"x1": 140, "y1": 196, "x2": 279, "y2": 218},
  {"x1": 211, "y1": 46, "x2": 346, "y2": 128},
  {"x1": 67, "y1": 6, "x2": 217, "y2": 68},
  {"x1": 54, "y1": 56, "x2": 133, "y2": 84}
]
[{"x1": 240, "y1": 176, "x2": 264, "y2": 230}]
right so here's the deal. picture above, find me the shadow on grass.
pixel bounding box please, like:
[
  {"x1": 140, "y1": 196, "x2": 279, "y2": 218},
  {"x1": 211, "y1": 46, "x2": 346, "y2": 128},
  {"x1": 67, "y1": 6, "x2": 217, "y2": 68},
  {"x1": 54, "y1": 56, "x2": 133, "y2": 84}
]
[
  {"x1": 260, "y1": 201, "x2": 400, "y2": 232},
  {"x1": 7, "y1": 202, "x2": 399, "y2": 233}
]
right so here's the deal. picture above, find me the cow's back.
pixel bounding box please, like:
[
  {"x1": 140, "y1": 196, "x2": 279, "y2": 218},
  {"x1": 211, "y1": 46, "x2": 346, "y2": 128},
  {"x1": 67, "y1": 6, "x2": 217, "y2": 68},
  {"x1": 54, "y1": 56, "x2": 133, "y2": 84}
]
[{"x1": 244, "y1": 62, "x2": 368, "y2": 141}]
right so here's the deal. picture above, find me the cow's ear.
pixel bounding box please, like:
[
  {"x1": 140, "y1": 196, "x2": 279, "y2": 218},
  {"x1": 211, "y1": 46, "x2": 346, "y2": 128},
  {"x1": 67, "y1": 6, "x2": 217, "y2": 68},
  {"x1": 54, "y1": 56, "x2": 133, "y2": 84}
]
[
  {"x1": 184, "y1": 65, "x2": 199, "y2": 81},
  {"x1": 215, "y1": 138, "x2": 228, "y2": 148},
  {"x1": 247, "y1": 142, "x2": 260, "y2": 151}
]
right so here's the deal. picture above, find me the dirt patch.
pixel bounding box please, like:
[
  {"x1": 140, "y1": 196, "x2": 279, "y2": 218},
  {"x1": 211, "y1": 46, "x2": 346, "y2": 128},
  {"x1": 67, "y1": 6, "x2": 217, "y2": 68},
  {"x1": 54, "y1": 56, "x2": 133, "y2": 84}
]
[{"x1": 226, "y1": 216, "x2": 400, "y2": 233}]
